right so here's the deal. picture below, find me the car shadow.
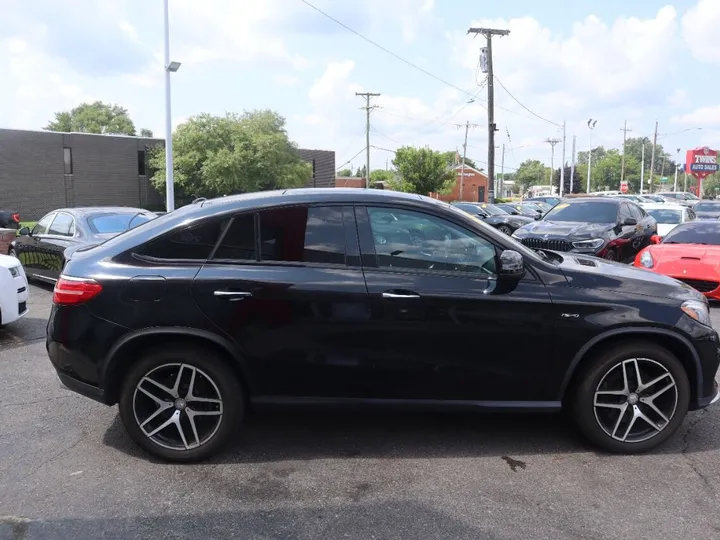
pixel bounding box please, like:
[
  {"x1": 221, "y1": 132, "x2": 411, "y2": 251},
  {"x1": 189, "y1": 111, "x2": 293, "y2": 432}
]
[{"x1": 102, "y1": 407, "x2": 720, "y2": 464}]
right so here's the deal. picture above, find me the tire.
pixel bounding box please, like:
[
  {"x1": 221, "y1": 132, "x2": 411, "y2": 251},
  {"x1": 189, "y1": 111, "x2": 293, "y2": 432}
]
[
  {"x1": 602, "y1": 248, "x2": 617, "y2": 261},
  {"x1": 497, "y1": 225, "x2": 513, "y2": 235},
  {"x1": 571, "y1": 341, "x2": 689, "y2": 453},
  {"x1": 118, "y1": 345, "x2": 244, "y2": 462}
]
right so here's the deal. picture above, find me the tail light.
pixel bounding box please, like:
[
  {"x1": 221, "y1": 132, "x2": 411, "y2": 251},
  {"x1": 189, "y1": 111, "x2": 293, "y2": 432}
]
[
  {"x1": 11, "y1": 213, "x2": 19, "y2": 223},
  {"x1": 53, "y1": 276, "x2": 103, "y2": 305}
]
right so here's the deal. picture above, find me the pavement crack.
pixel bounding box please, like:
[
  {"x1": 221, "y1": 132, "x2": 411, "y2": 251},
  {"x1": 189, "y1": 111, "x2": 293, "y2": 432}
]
[
  {"x1": 681, "y1": 409, "x2": 715, "y2": 495},
  {"x1": 17, "y1": 433, "x2": 85, "y2": 483}
]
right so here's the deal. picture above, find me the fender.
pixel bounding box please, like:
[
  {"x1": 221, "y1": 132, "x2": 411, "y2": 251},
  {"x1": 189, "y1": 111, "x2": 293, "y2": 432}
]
[
  {"x1": 557, "y1": 326, "x2": 703, "y2": 401},
  {"x1": 102, "y1": 326, "x2": 255, "y2": 399}
]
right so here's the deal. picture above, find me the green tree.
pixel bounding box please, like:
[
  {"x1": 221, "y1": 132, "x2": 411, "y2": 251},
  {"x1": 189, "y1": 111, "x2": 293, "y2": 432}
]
[
  {"x1": 355, "y1": 165, "x2": 367, "y2": 178},
  {"x1": 337, "y1": 168, "x2": 353, "y2": 177},
  {"x1": 149, "y1": 110, "x2": 311, "y2": 200},
  {"x1": 45, "y1": 101, "x2": 138, "y2": 135},
  {"x1": 515, "y1": 159, "x2": 549, "y2": 193},
  {"x1": 390, "y1": 146, "x2": 455, "y2": 194},
  {"x1": 370, "y1": 169, "x2": 396, "y2": 184},
  {"x1": 577, "y1": 146, "x2": 608, "y2": 167},
  {"x1": 140, "y1": 128, "x2": 154, "y2": 138}
]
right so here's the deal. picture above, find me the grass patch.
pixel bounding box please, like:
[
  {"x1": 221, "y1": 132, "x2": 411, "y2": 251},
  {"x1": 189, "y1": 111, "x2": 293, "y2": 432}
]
[{"x1": 17, "y1": 221, "x2": 36, "y2": 235}]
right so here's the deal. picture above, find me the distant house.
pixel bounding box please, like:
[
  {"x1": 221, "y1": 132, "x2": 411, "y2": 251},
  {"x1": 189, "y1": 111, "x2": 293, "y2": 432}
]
[{"x1": 429, "y1": 165, "x2": 490, "y2": 203}]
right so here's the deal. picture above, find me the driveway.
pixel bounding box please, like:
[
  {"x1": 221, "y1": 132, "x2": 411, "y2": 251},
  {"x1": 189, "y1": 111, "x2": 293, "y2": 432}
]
[{"x1": 1, "y1": 284, "x2": 720, "y2": 539}]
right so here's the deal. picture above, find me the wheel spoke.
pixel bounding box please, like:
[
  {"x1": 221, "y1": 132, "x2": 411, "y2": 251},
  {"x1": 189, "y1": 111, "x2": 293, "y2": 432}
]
[
  {"x1": 146, "y1": 410, "x2": 180, "y2": 438},
  {"x1": 186, "y1": 407, "x2": 222, "y2": 416},
  {"x1": 620, "y1": 408, "x2": 638, "y2": 441},
  {"x1": 635, "y1": 407, "x2": 662, "y2": 432},
  {"x1": 171, "y1": 364, "x2": 185, "y2": 397},
  {"x1": 620, "y1": 361, "x2": 631, "y2": 394},
  {"x1": 139, "y1": 401, "x2": 174, "y2": 429},
  {"x1": 641, "y1": 400, "x2": 670, "y2": 425},
  {"x1": 638, "y1": 373, "x2": 671, "y2": 393},
  {"x1": 186, "y1": 409, "x2": 201, "y2": 448},
  {"x1": 176, "y1": 415, "x2": 190, "y2": 450},
  {"x1": 594, "y1": 401, "x2": 626, "y2": 410},
  {"x1": 137, "y1": 384, "x2": 171, "y2": 406},
  {"x1": 141, "y1": 376, "x2": 177, "y2": 400},
  {"x1": 610, "y1": 403, "x2": 629, "y2": 438},
  {"x1": 630, "y1": 359, "x2": 643, "y2": 390},
  {"x1": 644, "y1": 381, "x2": 676, "y2": 401}
]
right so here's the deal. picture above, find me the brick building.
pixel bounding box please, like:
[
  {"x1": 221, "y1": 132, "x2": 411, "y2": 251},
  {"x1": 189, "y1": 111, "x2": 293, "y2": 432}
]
[
  {"x1": 0, "y1": 128, "x2": 336, "y2": 220},
  {"x1": 429, "y1": 165, "x2": 490, "y2": 203}
]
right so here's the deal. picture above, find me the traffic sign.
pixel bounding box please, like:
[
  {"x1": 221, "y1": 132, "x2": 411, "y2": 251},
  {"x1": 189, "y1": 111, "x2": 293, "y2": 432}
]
[
  {"x1": 660, "y1": 177, "x2": 669, "y2": 183},
  {"x1": 620, "y1": 181, "x2": 628, "y2": 193}
]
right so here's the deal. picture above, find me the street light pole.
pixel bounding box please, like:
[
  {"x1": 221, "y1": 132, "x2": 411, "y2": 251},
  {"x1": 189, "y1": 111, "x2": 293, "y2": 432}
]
[
  {"x1": 163, "y1": 0, "x2": 180, "y2": 212},
  {"x1": 673, "y1": 148, "x2": 680, "y2": 192},
  {"x1": 587, "y1": 119, "x2": 597, "y2": 193}
]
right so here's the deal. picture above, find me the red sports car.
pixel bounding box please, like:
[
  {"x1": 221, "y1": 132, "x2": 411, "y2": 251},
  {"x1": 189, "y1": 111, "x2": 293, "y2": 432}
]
[{"x1": 634, "y1": 220, "x2": 720, "y2": 300}]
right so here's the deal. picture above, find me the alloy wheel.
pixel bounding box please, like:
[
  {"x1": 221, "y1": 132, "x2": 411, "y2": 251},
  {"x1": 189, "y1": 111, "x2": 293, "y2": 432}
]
[
  {"x1": 497, "y1": 225, "x2": 512, "y2": 235},
  {"x1": 593, "y1": 358, "x2": 678, "y2": 443},
  {"x1": 132, "y1": 363, "x2": 224, "y2": 451}
]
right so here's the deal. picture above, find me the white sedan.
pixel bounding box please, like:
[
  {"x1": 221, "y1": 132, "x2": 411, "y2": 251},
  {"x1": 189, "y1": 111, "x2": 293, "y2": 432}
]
[
  {"x1": 0, "y1": 254, "x2": 29, "y2": 327},
  {"x1": 640, "y1": 203, "x2": 696, "y2": 238}
]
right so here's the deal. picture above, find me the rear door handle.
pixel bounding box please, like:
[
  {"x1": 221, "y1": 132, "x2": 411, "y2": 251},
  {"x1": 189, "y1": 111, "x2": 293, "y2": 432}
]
[
  {"x1": 214, "y1": 290, "x2": 253, "y2": 300},
  {"x1": 382, "y1": 292, "x2": 420, "y2": 299}
]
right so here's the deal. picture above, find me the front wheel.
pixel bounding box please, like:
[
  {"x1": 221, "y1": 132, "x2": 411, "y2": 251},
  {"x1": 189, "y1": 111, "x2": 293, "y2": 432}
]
[
  {"x1": 571, "y1": 342, "x2": 689, "y2": 453},
  {"x1": 497, "y1": 225, "x2": 513, "y2": 235},
  {"x1": 118, "y1": 345, "x2": 244, "y2": 462}
]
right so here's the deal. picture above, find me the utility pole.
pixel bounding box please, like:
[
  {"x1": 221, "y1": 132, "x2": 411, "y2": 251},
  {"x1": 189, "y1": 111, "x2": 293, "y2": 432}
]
[
  {"x1": 356, "y1": 92, "x2": 381, "y2": 188},
  {"x1": 499, "y1": 144, "x2": 506, "y2": 198},
  {"x1": 569, "y1": 135, "x2": 576, "y2": 194},
  {"x1": 545, "y1": 138, "x2": 561, "y2": 195},
  {"x1": 560, "y1": 121, "x2": 567, "y2": 196},
  {"x1": 587, "y1": 119, "x2": 597, "y2": 193},
  {"x1": 467, "y1": 26, "x2": 510, "y2": 204},
  {"x1": 455, "y1": 121, "x2": 478, "y2": 201},
  {"x1": 640, "y1": 142, "x2": 645, "y2": 194},
  {"x1": 649, "y1": 121, "x2": 658, "y2": 193},
  {"x1": 620, "y1": 120, "x2": 632, "y2": 184},
  {"x1": 673, "y1": 148, "x2": 681, "y2": 192}
]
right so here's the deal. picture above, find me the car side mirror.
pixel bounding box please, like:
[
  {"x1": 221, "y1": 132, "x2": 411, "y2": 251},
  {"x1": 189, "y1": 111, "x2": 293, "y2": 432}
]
[
  {"x1": 534, "y1": 214, "x2": 542, "y2": 220},
  {"x1": 498, "y1": 249, "x2": 525, "y2": 280},
  {"x1": 623, "y1": 217, "x2": 637, "y2": 226},
  {"x1": 18, "y1": 226, "x2": 30, "y2": 236}
]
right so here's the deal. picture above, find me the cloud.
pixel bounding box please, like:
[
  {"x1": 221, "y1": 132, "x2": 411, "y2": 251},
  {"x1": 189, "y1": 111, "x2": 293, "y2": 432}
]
[
  {"x1": 682, "y1": 0, "x2": 720, "y2": 64},
  {"x1": 672, "y1": 106, "x2": 720, "y2": 127},
  {"x1": 667, "y1": 89, "x2": 690, "y2": 108},
  {"x1": 273, "y1": 75, "x2": 299, "y2": 86}
]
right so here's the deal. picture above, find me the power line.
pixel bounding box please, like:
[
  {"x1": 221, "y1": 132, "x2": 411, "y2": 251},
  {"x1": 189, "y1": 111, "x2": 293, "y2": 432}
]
[
  {"x1": 493, "y1": 75, "x2": 561, "y2": 127},
  {"x1": 336, "y1": 147, "x2": 367, "y2": 172}
]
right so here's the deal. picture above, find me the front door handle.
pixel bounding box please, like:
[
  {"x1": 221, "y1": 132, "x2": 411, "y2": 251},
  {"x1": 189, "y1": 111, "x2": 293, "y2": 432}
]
[
  {"x1": 382, "y1": 292, "x2": 420, "y2": 299},
  {"x1": 214, "y1": 290, "x2": 253, "y2": 300}
]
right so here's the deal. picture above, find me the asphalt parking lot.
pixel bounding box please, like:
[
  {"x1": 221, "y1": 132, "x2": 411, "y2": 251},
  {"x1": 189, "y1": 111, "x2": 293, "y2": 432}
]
[{"x1": 2, "y1": 285, "x2": 720, "y2": 539}]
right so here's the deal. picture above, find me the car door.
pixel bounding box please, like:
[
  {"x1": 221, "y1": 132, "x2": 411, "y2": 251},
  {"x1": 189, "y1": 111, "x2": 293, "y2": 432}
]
[
  {"x1": 16, "y1": 212, "x2": 55, "y2": 279},
  {"x1": 355, "y1": 204, "x2": 554, "y2": 402},
  {"x1": 615, "y1": 203, "x2": 639, "y2": 261},
  {"x1": 628, "y1": 203, "x2": 653, "y2": 253},
  {"x1": 191, "y1": 205, "x2": 372, "y2": 400},
  {"x1": 42, "y1": 212, "x2": 78, "y2": 279}
]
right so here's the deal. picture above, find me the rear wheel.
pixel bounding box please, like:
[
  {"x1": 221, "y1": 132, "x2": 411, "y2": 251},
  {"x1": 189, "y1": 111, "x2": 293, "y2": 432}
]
[
  {"x1": 497, "y1": 225, "x2": 513, "y2": 235},
  {"x1": 118, "y1": 345, "x2": 243, "y2": 462},
  {"x1": 571, "y1": 342, "x2": 689, "y2": 453}
]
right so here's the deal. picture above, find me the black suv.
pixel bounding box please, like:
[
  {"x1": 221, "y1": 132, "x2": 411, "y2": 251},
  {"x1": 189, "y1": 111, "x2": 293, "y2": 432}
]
[
  {"x1": 512, "y1": 197, "x2": 657, "y2": 261},
  {"x1": 48, "y1": 189, "x2": 718, "y2": 461}
]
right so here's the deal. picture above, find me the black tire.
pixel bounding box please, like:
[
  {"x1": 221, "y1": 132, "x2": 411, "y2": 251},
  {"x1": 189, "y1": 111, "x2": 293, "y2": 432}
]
[
  {"x1": 118, "y1": 345, "x2": 244, "y2": 462},
  {"x1": 571, "y1": 341, "x2": 689, "y2": 453},
  {"x1": 602, "y1": 248, "x2": 617, "y2": 261},
  {"x1": 497, "y1": 225, "x2": 513, "y2": 235}
]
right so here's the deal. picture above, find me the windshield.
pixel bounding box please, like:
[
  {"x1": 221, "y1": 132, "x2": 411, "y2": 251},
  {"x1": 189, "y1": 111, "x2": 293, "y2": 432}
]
[
  {"x1": 663, "y1": 222, "x2": 720, "y2": 245},
  {"x1": 647, "y1": 209, "x2": 682, "y2": 224},
  {"x1": 693, "y1": 202, "x2": 720, "y2": 212},
  {"x1": 88, "y1": 212, "x2": 154, "y2": 234},
  {"x1": 481, "y1": 204, "x2": 506, "y2": 216},
  {"x1": 542, "y1": 201, "x2": 618, "y2": 223},
  {"x1": 685, "y1": 192, "x2": 700, "y2": 200}
]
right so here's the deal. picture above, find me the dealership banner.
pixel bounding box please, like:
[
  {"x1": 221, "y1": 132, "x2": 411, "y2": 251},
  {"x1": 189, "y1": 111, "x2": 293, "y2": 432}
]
[{"x1": 686, "y1": 147, "x2": 718, "y2": 179}]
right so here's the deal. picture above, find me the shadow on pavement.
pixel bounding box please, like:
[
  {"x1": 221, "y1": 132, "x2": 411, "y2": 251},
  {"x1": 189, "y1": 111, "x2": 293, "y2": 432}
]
[{"x1": 0, "y1": 501, "x2": 507, "y2": 540}]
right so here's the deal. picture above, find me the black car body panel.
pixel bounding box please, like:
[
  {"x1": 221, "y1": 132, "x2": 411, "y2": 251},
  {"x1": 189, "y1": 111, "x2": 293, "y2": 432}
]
[
  {"x1": 513, "y1": 197, "x2": 656, "y2": 260},
  {"x1": 452, "y1": 203, "x2": 533, "y2": 233},
  {"x1": 47, "y1": 189, "x2": 719, "y2": 415},
  {"x1": 11, "y1": 207, "x2": 155, "y2": 282}
]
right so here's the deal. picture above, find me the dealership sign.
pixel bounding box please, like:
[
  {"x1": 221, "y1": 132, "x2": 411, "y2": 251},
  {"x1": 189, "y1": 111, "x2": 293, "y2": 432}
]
[{"x1": 686, "y1": 147, "x2": 718, "y2": 179}]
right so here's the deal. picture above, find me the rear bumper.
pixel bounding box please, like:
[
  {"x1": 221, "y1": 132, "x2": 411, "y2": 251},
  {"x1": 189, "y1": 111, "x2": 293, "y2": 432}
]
[{"x1": 56, "y1": 372, "x2": 108, "y2": 404}]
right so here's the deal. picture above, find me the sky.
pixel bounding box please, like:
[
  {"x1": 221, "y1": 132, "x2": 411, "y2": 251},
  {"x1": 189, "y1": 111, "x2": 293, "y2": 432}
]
[{"x1": 1, "y1": 0, "x2": 719, "y2": 176}]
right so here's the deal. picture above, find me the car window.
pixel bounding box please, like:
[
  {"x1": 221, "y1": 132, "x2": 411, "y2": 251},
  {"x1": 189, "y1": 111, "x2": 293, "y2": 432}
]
[
  {"x1": 619, "y1": 203, "x2": 633, "y2": 221},
  {"x1": 694, "y1": 202, "x2": 720, "y2": 212},
  {"x1": 544, "y1": 201, "x2": 618, "y2": 223},
  {"x1": 213, "y1": 213, "x2": 256, "y2": 261},
  {"x1": 367, "y1": 207, "x2": 497, "y2": 275},
  {"x1": 253, "y1": 206, "x2": 346, "y2": 265},
  {"x1": 687, "y1": 208, "x2": 696, "y2": 221},
  {"x1": 48, "y1": 213, "x2": 75, "y2": 236},
  {"x1": 32, "y1": 213, "x2": 55, "y2": 235},
  {"x1": 663, "y1": 221, "x2": 720, "y2": 245},
  {"x1": 138, "y1": 219, "x2": 227, "y2": 260},
  {"x1": 647, "y1": 208, "x2": 682, "y2": 224},
  {"x1": 89, "y1": 213, "x2": 151, "y2": 234},
  {"x1": 628, "y1": 204, "x2": 643, "y2": 221}
]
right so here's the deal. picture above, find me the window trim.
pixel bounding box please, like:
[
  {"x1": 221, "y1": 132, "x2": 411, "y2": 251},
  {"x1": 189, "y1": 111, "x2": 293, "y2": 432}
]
[
  {"x1": 32, "y1": 212, "x2": 57, "y2": 236},
  {"x1": 46, "y1": 211, "x2": 77, "y2": 238}
]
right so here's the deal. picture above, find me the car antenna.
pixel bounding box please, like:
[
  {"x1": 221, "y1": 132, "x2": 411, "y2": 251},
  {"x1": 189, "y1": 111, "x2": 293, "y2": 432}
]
[{"x1": 192, "y1": 197, "x2": 207, "y2": 204}]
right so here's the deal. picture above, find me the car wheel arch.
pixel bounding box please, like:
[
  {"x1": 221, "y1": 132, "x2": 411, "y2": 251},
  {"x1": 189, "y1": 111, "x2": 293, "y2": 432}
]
[
  {"x1": 102, "y1": 327, "x2": 253, "y2": 405},
  {"x1": 558, "y1": 327, "x2": 702, "y2": 405}
]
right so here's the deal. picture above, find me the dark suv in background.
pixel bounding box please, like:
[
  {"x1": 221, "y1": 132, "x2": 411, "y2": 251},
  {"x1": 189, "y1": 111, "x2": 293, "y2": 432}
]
[
  {"x1": 512, "y1": 197, "x2": 657, "y2": 261},
  {"x1": 48, "y1": 189, "x2": 718, "y2": 461}
]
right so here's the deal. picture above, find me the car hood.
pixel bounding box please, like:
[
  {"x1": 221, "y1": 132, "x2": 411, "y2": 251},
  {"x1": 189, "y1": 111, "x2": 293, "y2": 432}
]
[
  {"x1": 558, "y1": 252, "x2": 703, "y2": 302},
  {"x1": 488, "y1": 215, "x2": 534, "y2": 226},
  {"x1": 515, "y1": 220, "x2": 611, "y2": 240},
  {"x1": 645, "y1": 244, "x2": 720, "y2": 279}
]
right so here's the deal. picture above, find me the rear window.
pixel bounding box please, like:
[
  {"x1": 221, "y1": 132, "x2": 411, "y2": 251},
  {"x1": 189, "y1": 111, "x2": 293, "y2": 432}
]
[
  {"x1": 138, "y1": 219, "x2": 227, "y2": 260},
  {"x1": 663, "y1": 222, "x2": 720, "y2": 245},
  {"x1": 543, "y1": 201, "x2": 618, "y2": 223},
  {"x1": 88, "y1": 213, "x2": 153, "y2": 234},
  {"x1": 647, "y1": 209, "x2": 682, "y2": 224},
  {"x1": 693, "y1": 202, "x2": 720, "y2": 212}
]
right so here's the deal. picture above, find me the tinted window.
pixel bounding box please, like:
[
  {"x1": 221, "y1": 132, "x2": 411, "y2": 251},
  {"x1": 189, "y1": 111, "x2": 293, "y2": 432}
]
[
  {"x1": 628, "y1": 204, "x2": 643, "y2": 220},
  {"x1": 454, "y1": 204, "x2": 487, "y2": 216},
  {"x1": 367, "y1": 207, "x2": 496, "y2": 275},
  {"x1": 646, "y1": 209, "x2": 682, "y2": 224},
  {"x1": 687, "y1": 208, "x2": 696, "y2": 220},
  {"x1": 663, "y1": 222, "x2": 720, "y2": 245},
  {"x1": 543, "y1": 201, "x2": 618, "y2": 223},
  {"x1": 89, "y1": 213, "x2": 152, "y2": 234},
  {"x1": 139, "y1": 219, "x2": 226, "y2": 260},
  {"x1": 213, "y1": 213, "x2": 256, "y2": 261},
  {"x1": 32, "y1": 213, "x2": 55, "y2": 235},
  {"x1": 693, "y1": 202, "x2": 720, "y2": 212},
  {"x1": 48, "y1": 213, "x2": 74, "y2": 236},
  {"x1": 258, "y1": 206, "x2": 346, "y2": 265}
]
